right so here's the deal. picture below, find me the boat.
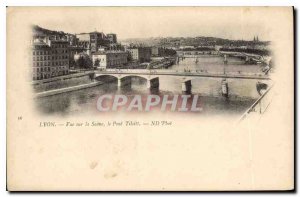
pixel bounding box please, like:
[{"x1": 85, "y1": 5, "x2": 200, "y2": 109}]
[
  {"x1": 256, "y1": 81, "x2": 268, "y2": 95},
  {"x1": 221, "y1": 79, "x2": 229, "y2": 97}
]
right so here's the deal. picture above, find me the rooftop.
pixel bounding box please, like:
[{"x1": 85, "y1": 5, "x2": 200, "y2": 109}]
[
  {"x1": 32, "y1": 39, "x2": 49, "y2": 47},
  {"x1": 93, "y1": 50, "x2": 128, "y2": 55},
  {"x1": 33, "y1": 42, "x2": 48, "y2": 46},
  {"x1": 77, "y1": 31, "x2": 106, "y2": 36},
  {"x1": 50, "y1": 40, "x2": 69, "y2": 43}
]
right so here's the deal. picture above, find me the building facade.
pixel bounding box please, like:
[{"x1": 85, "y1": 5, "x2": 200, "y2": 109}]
[
  {"x1": 92, "y1": 51, "x2": 128, "y2": 69},
  {"x1": 66, "y1": 34, "x2": 79, "y2": 46},
  {"x1": 90, "y1": 32, "x2": 109, "y2": 53},
  {"x1": 77, "y1": 32, "x2": 111, "y2": 53},
  {"x1": 31, "y1": 38, "x2": 70, "y2": 80},
  {"x1": 106, "y1": 33, "x2": 117, "y2": 44},
  {"x1": 68, "y1": 46, "x2": 86, "y2": 68},
  {"x1": 128, "y1": 47, "x2": 151, "y2": 63},
  {"x1": 151, "y1": 47, "x2": 164, "y2": 56},
  {"x1": 76, "y1": 33, "x2": 90, "y2": 42}
]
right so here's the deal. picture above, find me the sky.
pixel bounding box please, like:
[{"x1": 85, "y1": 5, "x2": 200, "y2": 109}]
[{"x1": 26, "y1": 7, "x2": 290, "y2": 41}]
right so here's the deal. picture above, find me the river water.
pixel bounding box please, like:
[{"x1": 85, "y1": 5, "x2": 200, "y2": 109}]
[{"x1": 35, "y1": 55, "x2": 266, "y2": 118}]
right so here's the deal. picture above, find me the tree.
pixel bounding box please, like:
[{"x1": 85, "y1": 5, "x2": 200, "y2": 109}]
[
  {"x1": 146, "y1": 63, "x2": 152, "y2": 70},
  {"x1": 163, "y1": 48, "x2": 177, "y2": 57},
  {"x1": 127, "y1": 53, "x2": 133, "y2": 62},
  {"x1": 75, "y1": 54, "x2": 93, "y2": 70},
  {"x1": 94, "y1": 59, "x2": 100, "y2": 68},
  {"x1": 69, "y1": 58, "x2": 76, "y2": 69}
]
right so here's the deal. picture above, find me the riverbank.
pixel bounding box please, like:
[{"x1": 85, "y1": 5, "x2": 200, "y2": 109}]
[
  {"x1": 34, "y1": 81, "x2": 103, "y2": 98},
  {"x1": 32, "y1": 71, "x2": 95, "y2": 92}
]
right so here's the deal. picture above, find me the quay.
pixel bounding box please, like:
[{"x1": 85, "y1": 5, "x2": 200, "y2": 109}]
[{"x1": 34, "y1": 81, "x2": 103, "y2": 98}]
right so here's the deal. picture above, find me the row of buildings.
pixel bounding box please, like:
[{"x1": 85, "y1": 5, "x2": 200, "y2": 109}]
[
  {"x1": 90, "y1": 47, "x2": 152, "y2": 69},
  {"x1": 92, "y1": 51, "x2": 128, "y2": 69},
  {"x1": 30, "y1": 26, "x2": 156, "y2": 80},
  {"x1": 31, "y1": 38, "x2": 70, "y2": 80},
  {"x1": 75, "y1": 31, "x2": 120, "y2": 53}
]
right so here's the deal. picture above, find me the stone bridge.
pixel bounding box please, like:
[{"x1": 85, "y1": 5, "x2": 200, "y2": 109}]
[
  {"x1": 94, "y1": 69, "x2": 271, "y2": 93},
  {"x1": 95, "y1": 73, "x2": 160, "y2": 89}
]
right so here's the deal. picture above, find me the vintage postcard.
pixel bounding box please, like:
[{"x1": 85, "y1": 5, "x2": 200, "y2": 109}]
[{"x1": 6, "y1": 7, "x2": 294, "y2": 191}]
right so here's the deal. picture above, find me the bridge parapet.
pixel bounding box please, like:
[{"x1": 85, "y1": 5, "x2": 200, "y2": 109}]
[
  {"x1": 238, "y1": 84, "x2": 275, "y2": 123},
  {"x1": 95, "y1": 69, "x2": 270, "y2": 80}
]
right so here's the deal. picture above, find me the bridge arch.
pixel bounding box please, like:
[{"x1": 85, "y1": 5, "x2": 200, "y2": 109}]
[
  {"x1": 119, "y1": 75, "x2": 148, "y2": 81},
  {"x1": 118, "y1": 75, "x2": 159, "y2": 89},
  {"x1": 94, "y1": 74, "x2": 160, "y2": 89},
  {"x1": 94, "y1": 74, "x2": 118, "y2": 82},
  {"x1": 181, "y1": 77, "x2": 192, "y2": 93}
]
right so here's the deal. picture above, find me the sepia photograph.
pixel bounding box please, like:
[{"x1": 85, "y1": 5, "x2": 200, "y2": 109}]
[{"x1": 6, "y1": 6, "x2": 294, "y2": 191}]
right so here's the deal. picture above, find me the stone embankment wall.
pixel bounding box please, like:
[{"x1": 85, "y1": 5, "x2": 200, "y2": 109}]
[{"x1": 32, "y1": 72, "x2": 95, "y2": 92}]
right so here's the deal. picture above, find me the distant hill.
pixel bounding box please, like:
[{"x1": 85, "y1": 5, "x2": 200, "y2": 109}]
[
  {"x1": 120, "y1": 37, "x2": 270, "y2": 47},
  {"x1": 32, "y1": 25, "x2": 70, "y2": 37},
  {"x1": 31, "y1": 25, "x2": 103, "y2": 37},
  {"x1": 32, "y1": 25, "x2": 271, "y2": 48}
]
